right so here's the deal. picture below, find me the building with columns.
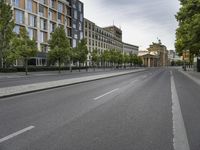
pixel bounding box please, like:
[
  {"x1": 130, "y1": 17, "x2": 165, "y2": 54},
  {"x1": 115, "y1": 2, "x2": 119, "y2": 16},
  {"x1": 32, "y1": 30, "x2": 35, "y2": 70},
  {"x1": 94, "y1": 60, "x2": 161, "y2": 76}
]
[
  {"x1": 138, "y1": 41, "x2": 169, "y2": 67},
  {"x1": 138, "y1": 51, "x2": 159, "y2": 67},
  {"x1": 7, "y1": 0, "x2": 84, "y2": 66},
  {"x1": 147, "y1": 40, "x2": 168, "y2": 67}
]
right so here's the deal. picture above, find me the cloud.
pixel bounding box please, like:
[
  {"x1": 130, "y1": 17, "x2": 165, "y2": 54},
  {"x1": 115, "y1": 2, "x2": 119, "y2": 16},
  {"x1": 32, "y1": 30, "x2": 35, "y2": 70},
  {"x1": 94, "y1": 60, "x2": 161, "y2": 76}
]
[{"x1": 81, "y1": 0, "x2": 180, "y2": 50}]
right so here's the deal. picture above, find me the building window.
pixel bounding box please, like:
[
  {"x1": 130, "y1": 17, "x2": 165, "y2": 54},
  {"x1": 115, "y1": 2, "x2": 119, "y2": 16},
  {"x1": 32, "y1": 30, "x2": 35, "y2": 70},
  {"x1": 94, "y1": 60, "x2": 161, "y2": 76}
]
[
  {"x1": 74, "y1": 34, "x2": 77, "y2": 39},
  {"x1": 74, "y1": 10, "x2": 77, "y2": 19},
  {"x1": 79, "y1": 22, "x2": 82, "y2": 30},
  {"x1": 40, "y1": 31, "x2": 47, "y2": 43},
  {"x1": 79, "y1": 3, "x2": 82, "y2": 12},
  {"x1": 40, "y1": 0, "x2": 47, "y2": 5},
  {"x1": 12, "y1": 0, "x2": 19, "y2": 7},
  {"x1": 58, "y1": 2, "x2": 63, "y2": 13},
  {"x1": 49, "y1": 10, "x2": 53, "y2": 20},
  {"x1": 15, "y1": 10, "x2": 24, "y2": 24},
  {"x1": 80, "y1": 13, "x2": 83, "y2": 22},
  {"x1": 73, "y1": 24, "x2": 76, "y2": 29},
  {"x1": 73, "y1": 39, "x2": 76, "y2": 48},
  {"x1": 28, "y1": 28, "x2": 34, "y2": 40},
  {"x1": 40, "y1": 18, "x2": 47, "y2": 30},
  {"x1": 26, "y1": 0, "x2": 32, "y2": 12},
  {"x1": 50, "y1": 22, "x2": 56, "y2": 33},
  {"x1": 29, "y1": 14, "x2": 37, "y2": 27},
  {"x1": 80, "y1": 32, "x2": 83, "y2": 39},
  {"x1": 49, "y1": 0, "x2": 55, "y2": 8},
  {"x1": 39, "y1": 4, "x2": 44, "y2": 16},
  {"x1": 13, "y1": 25, "x2": 20, "y2": 34},
  {"x1": 58, "y1": 13, "x2": 62, "y2": 23}
]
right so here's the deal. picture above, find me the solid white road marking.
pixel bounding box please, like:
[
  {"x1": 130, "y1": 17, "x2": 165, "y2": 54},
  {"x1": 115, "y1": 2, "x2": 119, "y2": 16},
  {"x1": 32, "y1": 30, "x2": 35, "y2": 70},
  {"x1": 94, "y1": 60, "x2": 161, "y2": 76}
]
[
  {"x1": 94, "y1": 88, "x2": 119, "y2": 100},
  {"x1": 0, "y1": 126, "x2": 35, "y2": 143},
  {"x1": 170, "y1": 71, "x2": 190, "y2": 150}
]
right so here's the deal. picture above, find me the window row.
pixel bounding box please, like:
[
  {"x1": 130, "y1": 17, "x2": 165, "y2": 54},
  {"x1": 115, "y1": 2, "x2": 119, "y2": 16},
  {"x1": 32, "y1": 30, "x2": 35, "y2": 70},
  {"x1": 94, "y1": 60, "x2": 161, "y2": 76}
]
[{"x1": 15, "y1": 10, "x2": 72, "y2": 28}]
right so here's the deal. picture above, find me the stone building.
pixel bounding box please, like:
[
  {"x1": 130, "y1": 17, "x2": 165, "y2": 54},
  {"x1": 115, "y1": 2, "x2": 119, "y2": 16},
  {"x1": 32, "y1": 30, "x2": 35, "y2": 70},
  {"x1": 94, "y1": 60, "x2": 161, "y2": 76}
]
[
  {"x1": 147, "y1": 40, "x2": 168, "y2": 67},
  {"x1": 138, "y1": 51, "x2": 159, "y2": 67}
]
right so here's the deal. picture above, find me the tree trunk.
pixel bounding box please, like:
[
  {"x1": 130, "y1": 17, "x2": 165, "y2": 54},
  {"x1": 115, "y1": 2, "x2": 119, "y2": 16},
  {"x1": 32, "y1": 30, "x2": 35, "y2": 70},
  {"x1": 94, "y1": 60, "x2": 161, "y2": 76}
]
[
  {"x1": 25, "y1": 57, "x2": 28, "y2": 75},
  {"x1": 79, "y1": 61, "x2": 80, "y2": 72},
  {"x1": 0, "y1": 59, "x2": 2, "y2": 69},
  {"x1": 58, "y1": 58, "x2": 61, "y2": 74},
  {"x1": 93, "y1": 62, "x2": 95, "y2": 71},
  {"x1": 70, "y1": 61, "x2": 72, "y2": 72},
  {"x1": 86, "y1": 62, "x2": 88, "y2": 72}
]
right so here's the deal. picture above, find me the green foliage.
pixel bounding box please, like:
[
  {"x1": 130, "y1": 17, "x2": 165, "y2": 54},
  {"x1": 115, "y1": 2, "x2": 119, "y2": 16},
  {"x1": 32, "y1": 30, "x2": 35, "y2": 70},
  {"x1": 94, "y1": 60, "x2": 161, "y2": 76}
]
[
  {"x1": 175, "y1": 0, "x2": 200, "y2": 56},
  {"x1": 91, "y1": 49, "x2": 100, "y2": 65},
  {"x1": 0, "y1": 0, "x2": 15, "y2": 68},
  {"x1": 10, "y1": 28, "x2": 38, "y2": 74},
  {"x1": 48, "y1": 26, "x2": 71, "y2": 72},
  {"x1": 124, "y1": 53, "x2": 130, "y2": 64},
  {"x1": 74, "y1": 38, "x2": 88, "y2": 63},
  {"x1": 11, "y1": 28, "x2": 37, "y2": 58},
  {"x1": 101, "y1": 50, "x2": 110, "y2": 63}
]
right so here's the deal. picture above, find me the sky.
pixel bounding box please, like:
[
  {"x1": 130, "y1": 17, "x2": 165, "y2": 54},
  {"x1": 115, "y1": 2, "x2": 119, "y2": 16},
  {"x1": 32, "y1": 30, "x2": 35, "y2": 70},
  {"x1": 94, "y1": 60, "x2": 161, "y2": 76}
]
[{"x1": 81, "y1": 0, "x2": 180, "y2": 50}]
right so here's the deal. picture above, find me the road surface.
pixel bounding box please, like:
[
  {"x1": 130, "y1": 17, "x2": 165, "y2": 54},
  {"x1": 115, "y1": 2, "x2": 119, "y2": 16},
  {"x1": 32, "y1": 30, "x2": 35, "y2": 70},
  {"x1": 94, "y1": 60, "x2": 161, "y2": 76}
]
[{"x1": 0, "y1": 68, "x2": 199, "y2": 150}]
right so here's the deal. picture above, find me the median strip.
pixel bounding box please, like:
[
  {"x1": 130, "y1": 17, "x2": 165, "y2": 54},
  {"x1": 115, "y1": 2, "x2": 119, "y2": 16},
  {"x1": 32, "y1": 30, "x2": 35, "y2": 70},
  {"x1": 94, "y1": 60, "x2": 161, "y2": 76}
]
[{"x1": 0, "y1": 69, "x2": 146, "y2": 98}]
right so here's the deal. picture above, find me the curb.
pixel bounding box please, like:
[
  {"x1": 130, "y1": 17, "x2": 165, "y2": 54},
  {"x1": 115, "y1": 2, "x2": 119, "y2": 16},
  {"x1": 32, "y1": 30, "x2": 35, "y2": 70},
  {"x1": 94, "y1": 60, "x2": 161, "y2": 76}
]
[{"x1": 0, "y1": 69, "x2": 146, "y2": 99}]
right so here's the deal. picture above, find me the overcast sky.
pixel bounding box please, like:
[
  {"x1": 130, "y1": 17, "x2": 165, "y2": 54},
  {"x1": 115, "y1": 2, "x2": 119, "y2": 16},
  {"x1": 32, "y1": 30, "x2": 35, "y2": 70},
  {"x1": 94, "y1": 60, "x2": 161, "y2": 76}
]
[{"x1": 81, "y1": 0, "x2": 180, "y2": 50}]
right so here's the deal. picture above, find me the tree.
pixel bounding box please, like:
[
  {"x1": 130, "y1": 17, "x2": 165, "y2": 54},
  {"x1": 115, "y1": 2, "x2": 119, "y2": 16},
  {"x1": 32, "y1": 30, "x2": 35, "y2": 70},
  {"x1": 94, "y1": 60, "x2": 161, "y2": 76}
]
[
  {"x1": 74, "y1": 38, "x2": 88, "y2": 71},
  {"x1": 0, "y1": 0, "x2": 15, "y2": 68},
  {"x1": 91, "y1": 49, "x2": 100, "y2": 71},
  {"x1": 101, "y1": 50, "x2": 110, "y2": 69},
  {"x1": 48, "y1": 26, "x2": 71, "y2": 73},
  {"x1": 124, "y1": 53, "x2": 130, "y2": 68},
  {"x1": 137, "y1": 57, "x2": 143, "y2": 66},
  {"x1": 11, "y1": 28, "x2": 37, "y2": 75},
  {"x1": 129, "y1": 52, "x2": 134, "y2": 67},
  {"x1": 116, "y1": 51, "x2": 123, "y2": 68},
  {"x1": 175, "y1": 0, "x2": 200, "y2": 57}
]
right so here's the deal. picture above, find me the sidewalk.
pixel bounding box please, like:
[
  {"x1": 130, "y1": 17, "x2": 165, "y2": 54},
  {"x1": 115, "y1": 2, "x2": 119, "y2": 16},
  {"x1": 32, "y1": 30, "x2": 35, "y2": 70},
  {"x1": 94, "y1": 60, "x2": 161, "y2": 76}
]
[
  {"x1": 0, "y1": 68, "x2": 114, "y2": 79},
  {"x1": 0, "y1": 69, "x2": 146, "y2": 98}
]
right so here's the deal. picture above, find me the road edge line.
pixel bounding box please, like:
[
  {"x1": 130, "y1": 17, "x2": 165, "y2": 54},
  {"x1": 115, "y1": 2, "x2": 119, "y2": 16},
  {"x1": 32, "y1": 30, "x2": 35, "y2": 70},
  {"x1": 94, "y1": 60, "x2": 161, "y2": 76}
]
[{"x1": 170, "y1": 71, "x2": 190, "y2": 150}]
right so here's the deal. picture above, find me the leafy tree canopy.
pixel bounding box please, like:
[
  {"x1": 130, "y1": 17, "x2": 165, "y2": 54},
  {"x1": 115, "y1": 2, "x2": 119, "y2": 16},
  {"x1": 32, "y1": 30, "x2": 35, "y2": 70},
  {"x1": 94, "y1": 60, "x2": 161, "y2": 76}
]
[
  {"x1": 0, "y1": 0, "x2": 15, "y2": 68},
  {"x1": 175, "y1": 0, "x2": 200, "y2": 56},
  {"x1": 48, "y1": 26, "x2": 71, "y2": 64}
]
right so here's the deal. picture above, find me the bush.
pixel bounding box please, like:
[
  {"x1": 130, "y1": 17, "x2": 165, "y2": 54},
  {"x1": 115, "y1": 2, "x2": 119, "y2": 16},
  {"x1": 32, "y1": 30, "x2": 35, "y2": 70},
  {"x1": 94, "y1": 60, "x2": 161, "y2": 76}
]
[{"x1": 0, "y1": 66, "x2": 89, "y2": 72}]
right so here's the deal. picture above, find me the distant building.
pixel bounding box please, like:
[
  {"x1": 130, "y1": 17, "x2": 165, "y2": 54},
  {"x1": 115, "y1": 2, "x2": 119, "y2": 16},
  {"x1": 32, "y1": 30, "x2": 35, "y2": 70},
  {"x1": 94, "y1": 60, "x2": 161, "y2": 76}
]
[
  {"x1": 147, "y1": 40, "x2": 168, "y2": 67},
  {"x1": 123, "y1": 43, "x2": 139, "y2": 55},
  {"x1": 138, "y1": 51, "x2": 159, "y2": 67},
  {"x1": 84, "y1": 18, "x2": 123, "y2": 54},
  {"x1": 182, "y1": 50, "x2": 190, "y2": 62}
]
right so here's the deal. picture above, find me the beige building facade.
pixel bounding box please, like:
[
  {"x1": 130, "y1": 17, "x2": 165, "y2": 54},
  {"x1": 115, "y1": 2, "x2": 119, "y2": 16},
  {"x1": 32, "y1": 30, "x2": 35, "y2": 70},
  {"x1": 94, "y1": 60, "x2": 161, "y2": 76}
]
[
  {"x1": 84, "y1": 18, "x2": 123, "y2": 55},
  {"x1": 123, "y1": 42, "x2": 139, "y2": 55}
]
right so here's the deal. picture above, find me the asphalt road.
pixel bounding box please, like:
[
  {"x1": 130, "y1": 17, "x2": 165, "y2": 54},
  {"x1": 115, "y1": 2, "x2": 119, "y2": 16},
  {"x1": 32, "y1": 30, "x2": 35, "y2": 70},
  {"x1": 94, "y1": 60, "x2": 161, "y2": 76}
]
[{"x1": 0, "y1": 68, "x2": 199, "y2": 150}]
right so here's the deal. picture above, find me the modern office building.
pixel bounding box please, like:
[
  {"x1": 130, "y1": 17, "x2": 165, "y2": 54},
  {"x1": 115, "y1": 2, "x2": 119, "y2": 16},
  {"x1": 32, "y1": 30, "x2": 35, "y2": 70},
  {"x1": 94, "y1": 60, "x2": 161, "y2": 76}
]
[
  {"x1": 84, "y1": 18, "x2": 123, "y2": 55},
  {"x1": 7, "y1": 0, "x2": 84, "y2": 66},
  {"x1": 123, "y1": 42, "x2": 139, "y2": 55}
]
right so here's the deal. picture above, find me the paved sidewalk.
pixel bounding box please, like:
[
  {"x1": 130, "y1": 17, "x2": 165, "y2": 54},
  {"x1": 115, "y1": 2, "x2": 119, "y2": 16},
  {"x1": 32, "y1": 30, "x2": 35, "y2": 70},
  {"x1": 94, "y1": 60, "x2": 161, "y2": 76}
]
[
  {"x1": 0, "y1": 69, "x2": 145, "y2": 98},
  {"x1": 0, "y1": 68, "x2": 114, "y2": 79}
]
